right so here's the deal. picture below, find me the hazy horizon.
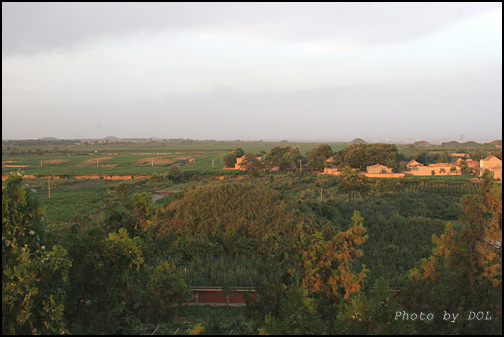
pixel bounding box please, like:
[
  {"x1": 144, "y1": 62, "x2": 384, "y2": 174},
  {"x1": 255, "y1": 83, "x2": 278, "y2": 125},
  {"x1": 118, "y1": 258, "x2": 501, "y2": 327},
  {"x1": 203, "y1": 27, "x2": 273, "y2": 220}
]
[{"x1": 3, "y1": 3, "x2": 502, "y2": 142}]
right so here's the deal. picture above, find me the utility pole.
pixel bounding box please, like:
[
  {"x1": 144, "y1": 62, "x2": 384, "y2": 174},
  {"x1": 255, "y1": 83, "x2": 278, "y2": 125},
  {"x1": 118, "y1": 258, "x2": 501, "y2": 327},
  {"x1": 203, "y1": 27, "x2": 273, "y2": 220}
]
[
  {"x1": 97, "y1": 159, "x2": 99, "y2": 167},
  {"x1": 299, "y1": 159, "x2": 303, "y2": 171},
  {"x1": 212, "y1": 159, "x2": 215, "y2": 168},
  {"x1": 40, "y1": 160, "x2": 43, "y2": 167},
  {"x1": 152, "y1": 160, "x2": 154, "y2": 167}
]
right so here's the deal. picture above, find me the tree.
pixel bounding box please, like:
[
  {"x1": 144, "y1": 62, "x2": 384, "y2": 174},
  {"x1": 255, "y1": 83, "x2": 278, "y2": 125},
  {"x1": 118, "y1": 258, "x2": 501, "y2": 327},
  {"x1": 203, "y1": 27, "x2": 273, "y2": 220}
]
[
  {"x1": 265, "y1": 146, "x2": 301, "y2": 171},
  {"x1": 224, "y1": 147, "x2": 246, "y2": 168},
  {"x1": 439, "y1": 152, "x2": 450, "y2": 163},
  {"x1": 166, "y1": 165, "x2": 182, "y2": 182},
  {"x1": 301, "y1": 211, "x2": 368, "y2": 302},
  {"x1": 258, "y1": 285, "x2": 325, "y2": 335},
  {"x1": 340, "y1": 143, "x2": 399, "y2": 170},
  {"x1": 415, "y1": 150, "x2": 429, "y2": 165},
  {"x1": 403, "y1": 179, "x2": 502, "y2": 334},
  {"x1": 335, "y1": 279, "x2": 414, "y2": 335},
  {"x1": 114, "y1": 181, "x2": 132, "y2": 203},
  {"x1": 129, "y1": 192, "x2": 154, "y2": 232},
  {"x1": 450, "y1": 165, "x2": 457, "y2": 175},
  {"x1": 238, "y1": 152, "x2": 265, "y2": 176},
  {"x1": 2, "y1": 174, "x2": 71, "y2": 335},
  {"x1": 233, "y1": 147, "x2": 245, "y2": 158},
  {"x1": 224, "y1": 152, "x2": 237, "y2": 168},
  {"x1": 306, "y1": 144, "x2": 332, "y2": 172},
  {"x1": 65, "y1": 227, "x2": 190, "y2": 334},
  {"x1": 336, "y1": 166, "x2": 369, "y2": 203},
  {"x1": 459, "y1": 161, "x2": 470, "y2": 175}
]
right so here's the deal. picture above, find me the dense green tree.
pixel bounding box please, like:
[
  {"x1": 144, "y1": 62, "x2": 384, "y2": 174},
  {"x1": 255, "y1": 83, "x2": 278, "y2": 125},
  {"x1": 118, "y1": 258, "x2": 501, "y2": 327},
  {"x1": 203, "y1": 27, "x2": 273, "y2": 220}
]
[
  {"x1": 340, "y1": 143, "x2": 399, "y2": 170},
  {"x1": 258, "y1": 285, "x2": 325, "y2": 335},
  {"x1": 438, "y1": 151, "x2": 451, "y2": 163},
  {"x1": 114, "y1": 181, "x2": 132, "y2": 204},
  {"x1": 238, "y1": 152, "x2": 265, "y2": 176},
  {"x1": 336, "y1": 280, "x2": 414, "y2": 334},
  {"x1": 233, "y1": 147, "x2": 245, "y2": 158},
  {"x1": 403, "y1": 179, "x2": 502, "y2": 334},
  {"x1": 129, "y1": 192, "x2": 154, "y2": 232},
  {"x1": 265, "y1": 146, "x2": 301, "y2": 171},
  {"x1": 167, "y1": 165, "x2": 183, "y2": 182},
  {"x1": 459, "y1": 160, "x2": 470, "y2": 175},
  {"x1": 223, "y1": 152, "x2": 237, "y2": 168},
  {"x1": 265, "y1": 146, "x2": 289, "y2": 170},
  {"x1": 306, "y1": 144, "x2": 333, "y2": 172},
  {"x1": 470, "y1": 148, "x2": 488, "y2": 160},
  {"x1": 64, "y1": 227, "x2": 190, "y2": 334},
  {"x1": 337, "y1": 166, "x2": 370, "y2": 203},
  {"x1": 301, "y1": 211, "x2": 368, "y2": 302},
  {"x1": 3, "y1": 174, "x2": 71, "y2": 335},
  {"x1": 223, "y1": 147, "x2": 246, "y2": 168},
  {"x1": 414, "y1": 150, "x2": 429, "y2": 165}
]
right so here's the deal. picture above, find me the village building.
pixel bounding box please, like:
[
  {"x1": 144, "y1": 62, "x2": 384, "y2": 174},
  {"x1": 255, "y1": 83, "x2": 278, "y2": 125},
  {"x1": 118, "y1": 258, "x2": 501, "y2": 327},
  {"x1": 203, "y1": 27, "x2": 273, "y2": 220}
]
[
  {"x1": 366, "y1": 164, "x2": 393, "y2": 174},
  {"x1": 491, "y1": 167, "x2": 502, "y2": 180},
  {"x1": 234, "y1": 155, "x2": 263, "y2": 170},
  {"x1": 323, "y1": 167, "x2": 340, "y2": 175},
  {"x1": 465, "y1": 159, "x2": 480, "y2": 175},
  {"x1": 406, "y1": 159, "x2": 423, "y2": 170},
  {"x1": 480, "y1": 155, "x2": 502, "y2": 180},
  {"x1": 406, "y1": 163, "x2": 460, "y2": 176},
  {"x1": 452, "y1": 158, "x2": 465, "y2": 166}
]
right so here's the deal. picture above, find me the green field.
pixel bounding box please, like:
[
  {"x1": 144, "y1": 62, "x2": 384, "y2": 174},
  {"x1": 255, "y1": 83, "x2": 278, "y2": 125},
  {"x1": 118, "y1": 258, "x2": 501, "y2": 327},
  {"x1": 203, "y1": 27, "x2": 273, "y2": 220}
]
[
  {"x1": 3, "y1": 139, "x2": 499, "y2": 227},
  {"x1": 3, "y1": 139, "x2": 500, "y2": 176}
]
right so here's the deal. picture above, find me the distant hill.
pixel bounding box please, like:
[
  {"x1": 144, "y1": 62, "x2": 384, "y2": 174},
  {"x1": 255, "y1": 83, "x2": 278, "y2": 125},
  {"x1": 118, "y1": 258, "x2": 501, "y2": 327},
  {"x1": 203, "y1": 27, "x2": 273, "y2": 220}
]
[
  {"x1": 441, "y1": 141, "x2": 488, "y2": 147},
  {"x1": 351, "y1": 138, "x2": 367, "y2": 144},
  {"x1": 103, "y1": 136, "x2": 120, "y2": 141},
  {"x1": 441, "y1": 141, "x2": 460, "y2": 147},
  {"x1": 414, "y1": 140, "x2": 430, "y2": 146},
  {"x1": 461, "y1": 141, "x2": 480, "y2": 147},
  {"x1": 489, "y1": 140, "x2": 502, "y2": 146},
  {"x1": 40, "y1": 137, "x2": 59, "y2": 141}
]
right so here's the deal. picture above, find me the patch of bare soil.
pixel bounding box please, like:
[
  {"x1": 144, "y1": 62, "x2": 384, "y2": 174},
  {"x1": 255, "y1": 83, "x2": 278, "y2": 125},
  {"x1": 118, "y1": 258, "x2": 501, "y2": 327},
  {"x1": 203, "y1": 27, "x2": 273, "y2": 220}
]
[
  {"x1": 76, "y1": 157, "x2": 113, "y2": 166},
  {"x1": 43, "y1": 159, "x2": 70, "y2": 164},
  {"x1": 2, "y1": 165, "x2": 31, "y2": 167},
  {"x1": 131, "y1": 157, "x2": 175, "y2": 165},
  {"x1": 151, "y1": 190, "x2": 181, "y2": 202}
]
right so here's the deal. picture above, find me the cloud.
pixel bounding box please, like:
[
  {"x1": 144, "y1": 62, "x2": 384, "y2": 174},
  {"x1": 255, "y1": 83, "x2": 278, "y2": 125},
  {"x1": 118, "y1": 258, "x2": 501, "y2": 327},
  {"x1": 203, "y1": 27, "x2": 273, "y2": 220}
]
[{"x1": 3, "y1": 2, "x2": 501, "y2": 55}]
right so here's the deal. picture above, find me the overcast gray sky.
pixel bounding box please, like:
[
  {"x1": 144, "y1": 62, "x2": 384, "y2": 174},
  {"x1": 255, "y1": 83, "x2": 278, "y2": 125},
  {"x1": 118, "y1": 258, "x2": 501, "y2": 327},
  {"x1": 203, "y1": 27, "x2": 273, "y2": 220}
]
[{"x1": 2, "y1": 2, "x2": 502, "y2": 143}]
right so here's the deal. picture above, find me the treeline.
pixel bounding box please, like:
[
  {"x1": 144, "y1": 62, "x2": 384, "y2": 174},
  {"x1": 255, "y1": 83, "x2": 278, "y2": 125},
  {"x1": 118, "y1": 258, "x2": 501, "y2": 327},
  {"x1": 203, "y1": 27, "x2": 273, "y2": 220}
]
[{"x1": 223, "y1": 143, "x2": 402, "y2": 173}]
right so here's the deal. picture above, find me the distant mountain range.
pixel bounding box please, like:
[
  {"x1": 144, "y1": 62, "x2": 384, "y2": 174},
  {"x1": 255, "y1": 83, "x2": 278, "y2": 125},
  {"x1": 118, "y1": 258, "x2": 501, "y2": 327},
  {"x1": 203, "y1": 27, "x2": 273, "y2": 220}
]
[
  {"x1": 441, "y1": 140, "x2": 502, "y2": 147},
  {"x1": 4, "y1": 137, "x2": 502, "y2": 146}
]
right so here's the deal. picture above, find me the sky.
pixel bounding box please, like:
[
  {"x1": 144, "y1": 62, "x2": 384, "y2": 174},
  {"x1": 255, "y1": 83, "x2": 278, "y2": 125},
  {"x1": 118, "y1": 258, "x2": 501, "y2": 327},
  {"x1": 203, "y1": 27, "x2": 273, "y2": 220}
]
[{"x1": 2, "y1": 2, "x2": 502, "y2": 143}]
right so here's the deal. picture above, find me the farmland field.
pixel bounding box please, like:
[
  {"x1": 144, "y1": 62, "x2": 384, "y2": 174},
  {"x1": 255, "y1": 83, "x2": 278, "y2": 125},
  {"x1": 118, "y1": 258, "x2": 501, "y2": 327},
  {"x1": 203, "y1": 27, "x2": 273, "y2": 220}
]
[
  {"x1": 2, "y1": 139, "x2": 500, "y2": 227},
  {"x1": 2, "y1": 140, "x2": 351, "y2": 176}
]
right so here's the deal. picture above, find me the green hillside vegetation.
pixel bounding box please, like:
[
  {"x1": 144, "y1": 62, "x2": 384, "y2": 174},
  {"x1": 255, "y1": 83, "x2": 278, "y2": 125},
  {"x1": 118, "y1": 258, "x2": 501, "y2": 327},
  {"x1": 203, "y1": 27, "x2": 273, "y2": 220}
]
[{"x1": 2, "y1": 140, "x2": 502, "y2": 334}]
